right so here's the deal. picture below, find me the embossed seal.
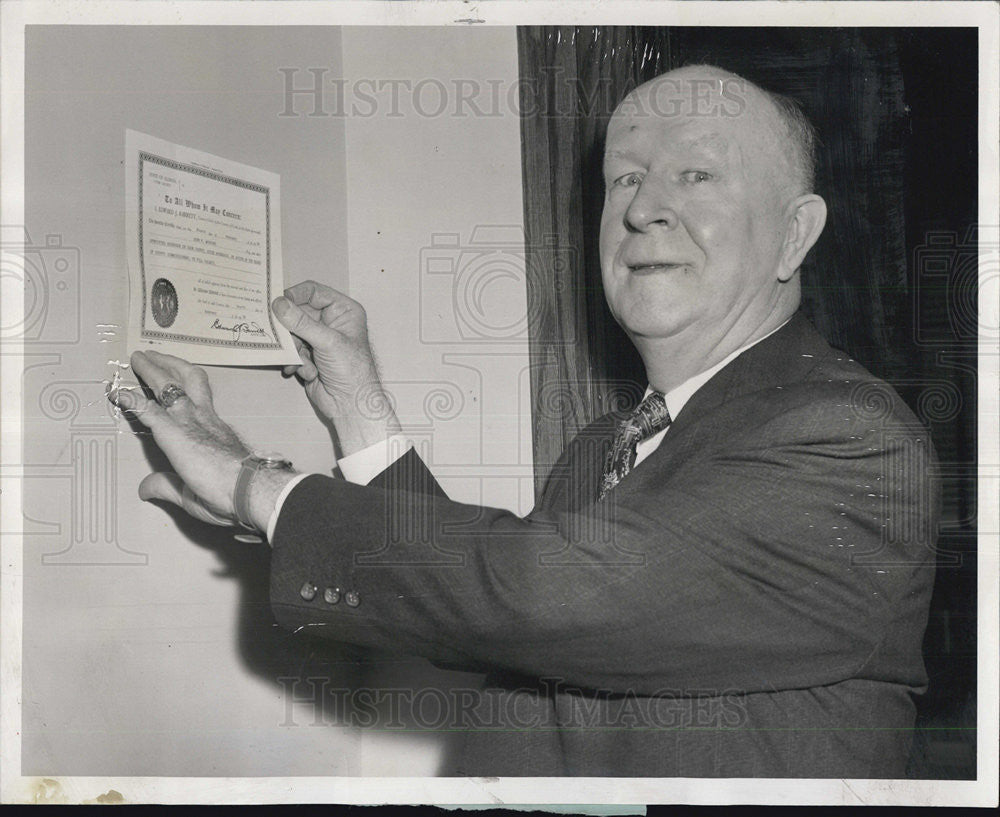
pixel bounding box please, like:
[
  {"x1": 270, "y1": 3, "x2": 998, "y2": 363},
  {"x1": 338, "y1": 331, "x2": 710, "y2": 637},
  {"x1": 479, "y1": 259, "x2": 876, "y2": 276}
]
[{"x1": 150, "y1": 277, "x2": 178, "y2": 328}]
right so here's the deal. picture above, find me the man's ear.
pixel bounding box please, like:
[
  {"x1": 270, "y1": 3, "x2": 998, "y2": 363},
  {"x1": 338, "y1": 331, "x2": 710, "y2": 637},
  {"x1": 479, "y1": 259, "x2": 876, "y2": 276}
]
[{"x1": 777, "y1": 194, "x2": 827, "y2": 282}]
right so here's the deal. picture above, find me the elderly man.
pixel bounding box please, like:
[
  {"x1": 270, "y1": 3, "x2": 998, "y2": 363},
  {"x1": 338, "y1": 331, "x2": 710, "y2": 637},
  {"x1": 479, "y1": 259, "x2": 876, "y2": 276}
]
[{"x1": 112, "y1": 65, "x2": 937, "y2": 777}]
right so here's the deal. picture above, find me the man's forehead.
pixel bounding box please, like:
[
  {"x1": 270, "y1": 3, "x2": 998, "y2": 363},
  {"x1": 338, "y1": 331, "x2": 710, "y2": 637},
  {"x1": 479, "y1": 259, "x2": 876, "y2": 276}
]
[
  {"x1": 604, "y1": 116, "x2": 738, "y2": 161},
  {"x1": 606, "y1": 73, "x2": 775, "y2": 163},
  {"x1": 607, "y1": 117, "x2": 732, "y2": 146}
]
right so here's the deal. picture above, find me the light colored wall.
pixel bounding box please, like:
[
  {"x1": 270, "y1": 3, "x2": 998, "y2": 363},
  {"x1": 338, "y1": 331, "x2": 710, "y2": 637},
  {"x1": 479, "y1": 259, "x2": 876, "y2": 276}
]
[
  {"x1": 342, "y1": 26, "x2": 532, "y2": 514},
  {"x1": 22, "y1": 24, "x2": 530, "y2": 777},
  {"x1": 23, "y1": 25, "x2": 357, "y2": 776},
  {"x1": 340, "y1": 26, "x2": 532, "y2": 774}
]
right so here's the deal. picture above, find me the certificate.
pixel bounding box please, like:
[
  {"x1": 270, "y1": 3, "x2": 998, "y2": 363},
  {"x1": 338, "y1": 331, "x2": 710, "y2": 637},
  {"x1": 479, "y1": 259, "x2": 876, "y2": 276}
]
[{"x1": 125, "y1": 130, "x2": 300, "y2": 366}]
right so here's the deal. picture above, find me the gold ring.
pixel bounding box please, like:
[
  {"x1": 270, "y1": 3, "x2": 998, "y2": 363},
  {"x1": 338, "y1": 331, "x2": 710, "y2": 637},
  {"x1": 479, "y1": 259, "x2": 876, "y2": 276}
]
[{"x1": 158, "y1": 383, "x2": 187, "y2": 408}]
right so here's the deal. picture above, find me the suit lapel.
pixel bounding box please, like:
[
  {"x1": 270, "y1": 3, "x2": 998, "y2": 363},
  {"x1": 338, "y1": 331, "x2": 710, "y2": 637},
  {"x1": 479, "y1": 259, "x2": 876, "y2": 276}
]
[
  {"x1": 644, "y1": 311, "x2": 833, "y2": 467},
  {"x1": 550, "y1": 312, "x2": 834, "y2": 509},
  {"x1": 538, "y1": 312, "x2": 835, "y2": 512}
]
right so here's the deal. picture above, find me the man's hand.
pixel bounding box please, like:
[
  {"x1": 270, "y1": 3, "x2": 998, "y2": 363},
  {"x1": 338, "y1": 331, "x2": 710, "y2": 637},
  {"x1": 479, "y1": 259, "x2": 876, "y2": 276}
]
[
  {"x1": 273, "y1": 281, "x2": 401, "y2": 455},
  {"x1": 111, "y1": 350, "x2": 253, "y2": 526}
]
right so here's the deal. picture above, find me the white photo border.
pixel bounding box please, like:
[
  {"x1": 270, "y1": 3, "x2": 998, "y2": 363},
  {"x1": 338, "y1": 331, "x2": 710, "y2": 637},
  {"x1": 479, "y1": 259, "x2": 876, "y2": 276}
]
[{"x1": 1, "y1": 0, "x2": 997, "y2": 807}]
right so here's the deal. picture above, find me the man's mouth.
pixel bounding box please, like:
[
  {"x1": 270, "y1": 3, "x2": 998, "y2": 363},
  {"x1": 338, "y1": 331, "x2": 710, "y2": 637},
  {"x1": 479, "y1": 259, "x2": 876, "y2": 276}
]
[{"x1": 627, "y1": 262, "x2": 686, "y2": 275}]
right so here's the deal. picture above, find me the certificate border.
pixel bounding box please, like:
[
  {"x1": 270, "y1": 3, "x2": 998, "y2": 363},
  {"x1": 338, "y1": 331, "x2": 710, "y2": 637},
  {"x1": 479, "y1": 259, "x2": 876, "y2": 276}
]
[{"x1": 137, "y1": 151, "x2": 283, "y2": 351}]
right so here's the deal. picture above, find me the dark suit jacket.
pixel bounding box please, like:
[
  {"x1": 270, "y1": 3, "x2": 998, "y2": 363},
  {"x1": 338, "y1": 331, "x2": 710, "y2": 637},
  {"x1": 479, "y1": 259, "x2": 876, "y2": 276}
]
[{"x1": 270, "y1": 312, "x2": 938, "y2": 777}]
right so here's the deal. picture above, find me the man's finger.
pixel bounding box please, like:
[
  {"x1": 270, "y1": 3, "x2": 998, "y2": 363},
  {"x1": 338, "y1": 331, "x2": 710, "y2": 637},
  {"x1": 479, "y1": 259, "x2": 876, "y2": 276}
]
[
  {"x1": 130, "y1": 350, "x2": 205, "y2": 407},
  {"x1": 272, "y1": 296, "x2": 336, "y2": 351},
  {"x1": 107, "y1": 381, "x2": 164, "y2": 427},
  {"x1": 272, "y1": 294, "x2": 333, "y2": 332},
  {"x1": 281, "y1": 336, "x2": 318, "y2": 380},
  {"x1": 282, "y1": 361, "x2": 318, "y2": 382},
  {"x1": 294, "y1": 302, "x2": 323, "y2": 322},
  {"x1": 130, "y1": 350, "x2": 174, "y2": 396},
  {"x1": 292, "y1": 337, "x2": 319, "y2": 380},
  {"x1": 283, "y1": 280, "x2": 346, "y2": 310},
  {"x1": 140, "y1": 350, "x2": 212, "y2": 404}
]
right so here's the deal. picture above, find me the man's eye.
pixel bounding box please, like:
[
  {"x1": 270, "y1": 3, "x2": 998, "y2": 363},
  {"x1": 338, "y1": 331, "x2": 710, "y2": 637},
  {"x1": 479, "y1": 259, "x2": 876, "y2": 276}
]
[
  {"x1": 681, "y1": 170, "x2": 713, "y2": 184},
  {"x1": 611, "y1": 172, "x2": 643, "y2": 188}
]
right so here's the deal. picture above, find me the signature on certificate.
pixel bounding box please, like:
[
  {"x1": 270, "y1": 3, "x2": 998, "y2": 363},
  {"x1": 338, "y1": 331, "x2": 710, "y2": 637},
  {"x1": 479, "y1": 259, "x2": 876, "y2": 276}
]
[{"x1": 210, "y1": 318, "x2": 271, "y2": 343}]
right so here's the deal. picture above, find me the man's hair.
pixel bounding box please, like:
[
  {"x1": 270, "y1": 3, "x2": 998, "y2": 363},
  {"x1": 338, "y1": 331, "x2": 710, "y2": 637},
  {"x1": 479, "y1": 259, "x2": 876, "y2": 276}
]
[{"x1": 760, "y1": 88, "x2": 819, "y2": 195}]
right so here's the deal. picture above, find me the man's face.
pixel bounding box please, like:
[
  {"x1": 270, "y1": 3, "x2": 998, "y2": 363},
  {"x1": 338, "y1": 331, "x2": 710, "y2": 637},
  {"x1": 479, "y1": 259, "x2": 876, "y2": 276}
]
[{"x1": 599, "y1": 75, "x2": 791, "y2": 345}]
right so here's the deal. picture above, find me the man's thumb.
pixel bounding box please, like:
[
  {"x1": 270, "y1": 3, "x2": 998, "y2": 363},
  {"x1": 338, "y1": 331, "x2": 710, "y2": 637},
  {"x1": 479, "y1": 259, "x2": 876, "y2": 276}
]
[
  {"x1": 139, "y1": 472, "x2": 233, "y2": 526},
  {"x1": 272, "y1": 296, "x2": 329, "y2": 348},
  {"x1": 138, "y1": 471, "x2": 183, "y2": 505}
]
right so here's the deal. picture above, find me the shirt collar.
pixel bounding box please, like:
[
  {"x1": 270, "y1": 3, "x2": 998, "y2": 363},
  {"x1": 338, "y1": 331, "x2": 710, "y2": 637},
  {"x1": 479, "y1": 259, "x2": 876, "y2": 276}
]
[{"x1": 647, "y1": 318, "x2": 792, "y2": 421}]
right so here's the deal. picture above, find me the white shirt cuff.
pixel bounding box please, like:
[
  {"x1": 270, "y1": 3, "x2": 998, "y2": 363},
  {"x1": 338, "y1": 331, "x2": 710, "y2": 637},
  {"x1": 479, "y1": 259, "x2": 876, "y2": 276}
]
[
  {"x1": 265, "y1": 435, "x2": 414, "y2": 544},
  {"x1": 338, "y1": 434, "x2": 414, "y2": 485}
]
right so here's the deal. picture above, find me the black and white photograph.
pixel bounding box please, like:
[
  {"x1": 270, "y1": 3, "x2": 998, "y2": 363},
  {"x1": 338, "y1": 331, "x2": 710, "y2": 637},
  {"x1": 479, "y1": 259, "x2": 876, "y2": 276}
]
[{"x1": 1, "y1": 0, "x2": 997, "y2": 808}]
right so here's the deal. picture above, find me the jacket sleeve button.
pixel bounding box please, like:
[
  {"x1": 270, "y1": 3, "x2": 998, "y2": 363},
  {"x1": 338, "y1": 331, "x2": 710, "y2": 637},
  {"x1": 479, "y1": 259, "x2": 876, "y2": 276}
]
[
  {"x1": 323, "y1": 587, "x2": 341, "y2": 605},
  {"x1": 345, "y1": 590, "x2": 361, "y2": 608},
  {"x1": 299, "y1": 581, "x2": 318, "y2": 601}
]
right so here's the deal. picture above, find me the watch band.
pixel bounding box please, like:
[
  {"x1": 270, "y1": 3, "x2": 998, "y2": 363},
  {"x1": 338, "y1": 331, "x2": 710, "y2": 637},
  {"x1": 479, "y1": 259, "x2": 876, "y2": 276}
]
[{"x1": 233, "y1": 453, "x2": 292, "y2": 531}]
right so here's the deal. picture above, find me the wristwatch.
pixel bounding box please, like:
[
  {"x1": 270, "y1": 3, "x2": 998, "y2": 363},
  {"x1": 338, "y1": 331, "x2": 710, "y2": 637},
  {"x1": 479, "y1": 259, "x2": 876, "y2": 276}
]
[{"x1": 233, "y1": 451, "x2": 294, "y2": 532}]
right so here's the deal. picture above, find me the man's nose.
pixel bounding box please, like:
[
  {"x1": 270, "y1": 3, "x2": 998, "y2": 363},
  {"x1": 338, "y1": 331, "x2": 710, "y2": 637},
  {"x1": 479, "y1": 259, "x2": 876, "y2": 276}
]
[{"x1": 624, "y1": 179, "x2": 679, "y2": 232}]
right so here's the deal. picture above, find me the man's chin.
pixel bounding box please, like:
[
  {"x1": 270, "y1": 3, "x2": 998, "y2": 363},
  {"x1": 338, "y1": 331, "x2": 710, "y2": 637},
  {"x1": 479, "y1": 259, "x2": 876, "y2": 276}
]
[{"x1": 617, "y1": 313, "x2": 694, "y2": 344}]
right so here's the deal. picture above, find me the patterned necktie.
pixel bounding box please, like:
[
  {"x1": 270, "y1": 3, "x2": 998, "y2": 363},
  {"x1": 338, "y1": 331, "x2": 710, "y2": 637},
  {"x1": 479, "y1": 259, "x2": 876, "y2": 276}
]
[{"x1": 598, "y1": 391, "x2": 672, "y2": 501}]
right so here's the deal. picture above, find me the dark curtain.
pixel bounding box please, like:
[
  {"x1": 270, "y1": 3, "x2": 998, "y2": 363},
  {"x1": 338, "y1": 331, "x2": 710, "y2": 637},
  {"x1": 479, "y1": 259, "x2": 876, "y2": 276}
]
[
  {"x1": 517, "y1": 26, "x2": 977, "y2": 780},
  {"x1": 518, "y1": 27, "x2": 665, "y2": 479}
]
